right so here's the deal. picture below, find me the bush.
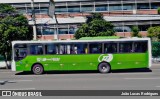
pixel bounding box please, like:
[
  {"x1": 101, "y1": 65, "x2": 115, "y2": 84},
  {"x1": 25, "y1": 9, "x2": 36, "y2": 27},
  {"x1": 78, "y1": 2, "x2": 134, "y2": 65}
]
[
  {"x1": 152, "y1": 42, "x2": 160, "y2": 57},
  {"x1": 158, "y1": 7, "x2": 160, "y2": 14}
]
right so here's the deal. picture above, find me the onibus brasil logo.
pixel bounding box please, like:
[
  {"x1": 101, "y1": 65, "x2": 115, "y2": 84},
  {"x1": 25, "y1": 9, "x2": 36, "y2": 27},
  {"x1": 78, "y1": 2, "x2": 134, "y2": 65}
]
[{"x1": 98, "y1": 54, "x2": 113, "y2": 62}]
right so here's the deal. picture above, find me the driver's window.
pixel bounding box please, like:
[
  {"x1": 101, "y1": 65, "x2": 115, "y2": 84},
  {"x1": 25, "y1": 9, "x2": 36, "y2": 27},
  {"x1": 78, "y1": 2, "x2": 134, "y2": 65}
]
[{"x1": 14, "y1": 44, "x2": 27, "y2": 61}]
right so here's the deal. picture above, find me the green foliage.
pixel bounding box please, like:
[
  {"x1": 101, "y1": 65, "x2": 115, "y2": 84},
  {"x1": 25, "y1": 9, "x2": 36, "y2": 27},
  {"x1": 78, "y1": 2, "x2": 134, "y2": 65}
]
[
  {"x1": 86, "y1": 13, "x2": 103, "y2": 23},
  {"x1": 158, "y1": 7, "x2": 160, "y2": 14},
  {"x1": 152, "y1": 42, "x2": 160, "y2": 57},
  {"x1": 147, "y1": 26, "x2": 160, "y2": 41},
  {"x1": 131, "y1": 26, "x2": 140, "y2": 37},
  {"x1": 74, "y1": 13, "x2": 115, "y2": 39},
  {"x1": 0, "y1": 4, "x2": 32, "y2": 63},
  {"x1": 0, "y1": 4, "x2": 16, "y2": 13}
]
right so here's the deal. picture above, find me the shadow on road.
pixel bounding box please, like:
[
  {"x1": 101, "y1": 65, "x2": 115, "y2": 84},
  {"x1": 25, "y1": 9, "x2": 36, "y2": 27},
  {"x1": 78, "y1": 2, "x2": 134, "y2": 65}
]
[
  {"x1": 15, "y1": 68, "x2": 152, "y2": 75},
  {"x1": 111, "y1": 68, "x2": 152, "y2": 73}
]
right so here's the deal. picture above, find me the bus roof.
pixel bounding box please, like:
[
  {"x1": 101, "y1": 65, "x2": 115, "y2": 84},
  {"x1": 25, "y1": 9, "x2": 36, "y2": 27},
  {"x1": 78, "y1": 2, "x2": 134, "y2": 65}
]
[
  {"x1": 12, "y1": 37, "x2": 151, "y2": 45},
  {"x1": 79, "y1": 36, "x2": 120, "y2": 40}
]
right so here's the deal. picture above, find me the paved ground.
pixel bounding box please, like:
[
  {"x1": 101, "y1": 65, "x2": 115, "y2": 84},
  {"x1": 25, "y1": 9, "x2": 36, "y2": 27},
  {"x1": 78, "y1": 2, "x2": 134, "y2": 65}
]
[{"x1": 0, "y1": 64, "x2": 160, "y2": 90}]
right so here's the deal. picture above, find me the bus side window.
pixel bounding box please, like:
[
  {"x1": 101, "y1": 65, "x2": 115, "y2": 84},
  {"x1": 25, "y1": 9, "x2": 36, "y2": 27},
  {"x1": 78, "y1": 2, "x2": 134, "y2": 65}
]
[
  {"x1": 89, "y1": 43, "x2": 102, "y2": 54},
  {"x1": 85, "y1": 47, "x2": 88, "y2": 54},
  {"x1": 71, "y1": 46, "x2": 78, "y2": 54},
  {"x1": 119, "y1": 42, "x2": 132, "y2": 53},
  {"x1": 45, "y1": 44, "x2": 57, "y2": 54},
  {"x1": 74, "y1": 43, "x2": 87, "y2": 54},
  {"x1": 134, "y1": 41, "x2": 147, "y2": 53},
  {"x1": 30, "y1": 45, "x2": 43, "y2": 55},
  {"x1": 104, "y1": 43, "x2": 117, "y2": 53}
]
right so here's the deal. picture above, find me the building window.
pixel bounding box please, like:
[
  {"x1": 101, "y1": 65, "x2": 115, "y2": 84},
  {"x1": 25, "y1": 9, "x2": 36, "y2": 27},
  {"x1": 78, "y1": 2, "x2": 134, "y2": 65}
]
[
  {"x1": 17, "y1": 8, "x2": 27, "y2": 14},
  {"x1": 123, "y1": 4, "x2": 134, "y2": 10},
  {"x1": 139, "y1": 25, "x2": 150, "y2": 31},
  {"x1": 43, "y1": 29, "x2": 54, "y2": 35},
  {"x1": 34, "y1": 9, "x2": 41, "y2": 14},
  {"x1": 40, "y1": 7, "x2": 49, "y2": 14},
  {"x1": 95, "y1": 5, "x2": 108, "y2": 11},
  {"x1": 55, "y1": 6, "x2": 67, "y2": 13},
  {"x1": 109, "y1": 5, "x2": 122, "y2": 11},
  {"x1": 37, "y1": 27, "x2": 54, "y2": 35},
  {"x1": 114, "y1": 26, "x2": 131, "y2": 32},
  {"x1": 81, "y1": 5, "x2": 94, "y2": 12},
  {"x1": 26, "y1": 8, "x2": 32, "y2": 14},
  {"x1": 137, "y1": 3, "x2": 150, "y2": 9},
  {"x1": 151, "y1": 3, "x2": 160, "y2": 9},
  {"x1": 69, "y1": 26, "x2": 77, "y2": 34},
  {"x1": 58, "y1": 28, "x2": 68, "y2": 34},
  {"x1": 68, "y1": 6, "x2": 80, "y2": 12}
]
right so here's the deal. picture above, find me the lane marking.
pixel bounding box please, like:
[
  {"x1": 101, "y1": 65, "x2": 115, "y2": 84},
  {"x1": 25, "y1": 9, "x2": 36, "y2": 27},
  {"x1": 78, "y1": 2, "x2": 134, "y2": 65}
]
[
  {"x1": 14, "y1": 80, "x2": 33, "y2": 82},
  {"x1": 0, "y1": 72, "x2": 16, "y2": 74},
  {"x1": 6, "y1": 80, "x2": 33, "y2": 83},
  {"x1": 151, "y1": 64, "x2": 160, "y2": 66},
  {"x1": 0, "y1": 88, "x2": 36, "y2": 90},
  {"x1": 124, "y1": 78, "x2": 160, "y2": 80}
]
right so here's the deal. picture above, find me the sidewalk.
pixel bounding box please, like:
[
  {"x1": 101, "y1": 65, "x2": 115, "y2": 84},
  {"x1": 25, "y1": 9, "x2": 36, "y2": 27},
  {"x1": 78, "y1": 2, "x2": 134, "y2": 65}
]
[
  {"x1": 0, "y1": 61, "x2": 7, "y2": 68},
  {"x1": 152, "y1": 63, "x2": 160, "y2": 66},
  {"x1": 0, "y1": 61, "x2": 11, "y2": 69}
]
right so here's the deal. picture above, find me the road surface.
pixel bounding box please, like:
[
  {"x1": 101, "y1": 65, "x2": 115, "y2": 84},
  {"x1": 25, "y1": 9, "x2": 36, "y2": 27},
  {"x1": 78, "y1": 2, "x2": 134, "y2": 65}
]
[{"x1": 0, "y1": 64, "x2": 160, "y2": 90}]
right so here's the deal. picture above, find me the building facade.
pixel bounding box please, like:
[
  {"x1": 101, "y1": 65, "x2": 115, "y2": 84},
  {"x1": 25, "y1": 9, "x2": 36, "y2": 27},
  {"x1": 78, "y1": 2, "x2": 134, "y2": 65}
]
[{"x1": 1, "y1": 0, "x2": 160, "y2": 40}]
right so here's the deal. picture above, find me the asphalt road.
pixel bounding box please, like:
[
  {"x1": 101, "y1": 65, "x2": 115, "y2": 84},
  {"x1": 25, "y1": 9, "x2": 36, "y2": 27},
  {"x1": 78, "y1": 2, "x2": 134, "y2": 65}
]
[{"x1": 0, "y1": 64, "x2": 160, "y2": 90}]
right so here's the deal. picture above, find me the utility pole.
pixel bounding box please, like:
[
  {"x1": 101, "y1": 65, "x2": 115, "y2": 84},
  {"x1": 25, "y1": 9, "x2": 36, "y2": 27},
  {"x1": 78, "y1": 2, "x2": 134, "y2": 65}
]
[
  {"x1": 54, "y1": 12, "x2": 59, "y2": 40},
  {"x1": 31, "y1": 0, "x2": 37, "y2": 40},
  {"x1": 53, "y1": 1, "x2": 59, "y2": 40}
]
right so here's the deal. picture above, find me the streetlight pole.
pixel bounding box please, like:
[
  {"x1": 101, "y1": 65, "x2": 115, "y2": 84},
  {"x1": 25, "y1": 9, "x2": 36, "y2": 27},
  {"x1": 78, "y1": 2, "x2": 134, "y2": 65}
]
[{"x1": 31, "y1": 0, "x2": 37, "y2": 40}]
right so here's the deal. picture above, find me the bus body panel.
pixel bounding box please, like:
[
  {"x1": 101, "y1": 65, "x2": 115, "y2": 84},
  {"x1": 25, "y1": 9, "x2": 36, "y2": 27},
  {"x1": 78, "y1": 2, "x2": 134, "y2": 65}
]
[{"x1": 15, "y1": 53, "x2": 149, "y2": 71}]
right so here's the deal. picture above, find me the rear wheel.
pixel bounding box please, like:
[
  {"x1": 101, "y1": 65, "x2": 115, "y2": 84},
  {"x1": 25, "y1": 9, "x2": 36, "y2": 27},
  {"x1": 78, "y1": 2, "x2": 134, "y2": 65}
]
[
  {"x1": 32, "y1": 64, "x2": 44, "y2": 75},
  {"x1": 98, "y1": 63, "x2": 111, "y2": 73}
]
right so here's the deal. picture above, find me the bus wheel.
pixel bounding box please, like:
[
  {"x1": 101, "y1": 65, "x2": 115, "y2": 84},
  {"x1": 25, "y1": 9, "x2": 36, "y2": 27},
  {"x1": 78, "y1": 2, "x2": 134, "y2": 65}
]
[
  {"x1": 32, "y1": 64, "x2": 44, "y2": 75},
  {"x1": 98, "y1": 63, "x2": 111, "y2": 73}
]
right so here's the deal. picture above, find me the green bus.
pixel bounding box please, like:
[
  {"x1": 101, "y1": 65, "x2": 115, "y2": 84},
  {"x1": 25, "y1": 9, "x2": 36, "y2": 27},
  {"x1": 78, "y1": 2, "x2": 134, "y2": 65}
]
[{"x1": 11, "y1": 37, "x2": 152, "y2": 74}]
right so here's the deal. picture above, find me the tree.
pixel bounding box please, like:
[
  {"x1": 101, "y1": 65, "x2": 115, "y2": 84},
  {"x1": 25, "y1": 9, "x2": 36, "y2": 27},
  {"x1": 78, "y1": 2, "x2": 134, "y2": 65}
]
[
  {"x1": 158, "y1": 7, "x2": 160, "y2": 14},
  {"x1": 147, "y1": 26, "x2": 160, "y2": 41},
  {"x1": 74, "y1": 13, "x2": 115, "y2": 39},
  {"x1": 0, "y1": 4, "x2": 16, "y2": 13},
  {"x1": 0, "y1": 4, "x2": 32, "y2": 68},
  {"x1": 131, "y1": 26, "x2": 141, "y2": 37}
]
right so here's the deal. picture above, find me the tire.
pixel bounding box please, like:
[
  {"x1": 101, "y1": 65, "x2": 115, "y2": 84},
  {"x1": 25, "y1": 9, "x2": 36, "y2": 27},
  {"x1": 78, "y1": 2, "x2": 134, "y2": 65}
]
[
  {"x1": 32, "y1": 64, "x2": 44, "y2": 75},
  {"x1": 98, "y1": 63, "x2": 111, "y2": 73}
]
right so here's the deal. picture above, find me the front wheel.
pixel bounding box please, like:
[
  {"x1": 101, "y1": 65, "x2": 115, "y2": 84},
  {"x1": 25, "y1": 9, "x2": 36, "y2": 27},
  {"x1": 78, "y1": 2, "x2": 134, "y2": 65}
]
[
  {"x1": 98, "y1": 63, "x2": 111, "y2": 73},
  {"x1": 32, "y1": 64, "x2": 44, "y2": 75}
]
